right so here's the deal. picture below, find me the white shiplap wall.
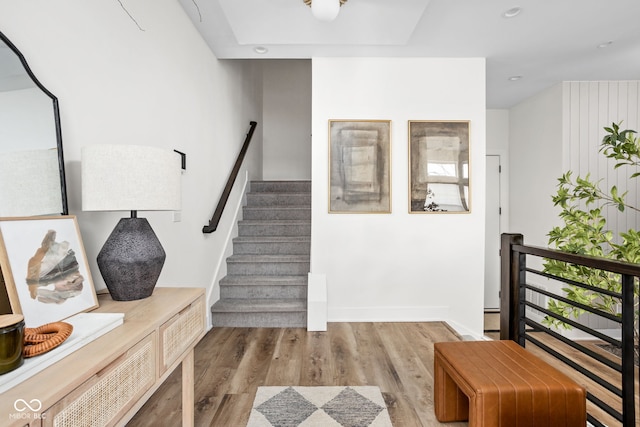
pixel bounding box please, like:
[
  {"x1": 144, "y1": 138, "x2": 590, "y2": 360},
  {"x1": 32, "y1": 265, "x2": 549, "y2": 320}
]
[{"x1": 563, "y1": 81, "x2": 640, "y2": 239}]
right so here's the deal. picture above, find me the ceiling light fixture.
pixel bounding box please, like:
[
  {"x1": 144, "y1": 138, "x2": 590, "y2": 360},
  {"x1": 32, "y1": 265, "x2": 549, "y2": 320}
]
[
  {"x1": 508, "y1": 75, "x2": 523, "y2": 81},
  {"x1": 304, "y1": 0, "x2": 348, "y2": 22},
  {"x1": 503, "y1": 7, "x2": 522, "y2": 18},
  {"x1": 254, "y1": 46, "x2": 268, "y2": 54}
]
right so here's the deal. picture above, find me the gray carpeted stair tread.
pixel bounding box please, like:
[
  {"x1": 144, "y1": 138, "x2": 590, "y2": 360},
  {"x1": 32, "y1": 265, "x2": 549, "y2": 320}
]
[
  {"x1": 211, "y1": 298, "x2": 307, "y2": 313},
  {"x1": 210, "y1": 311, "x2": 306, "y2": 328},
  {"x1": 243, "y1": 207, "x2": 311, "y2": 213},
  {"x1": 245, "y1": 201, "x2": 311, "y2": 208},
  {"x1": 250, "y1": 180, "x2": 311, "y2": 192},
  {"x1": 238, "y1": 219, "x2": 311, "y2": 225},
  {"x1": 237, "y1": 221, "x2": 311, "y2": 237},
  {"x1": 220, "y1": 275, "x2": 307, "y2": 284},
  {"x1": 232, "y1": 238, "x2": 310, "y2": 255},
  {"x1": 227, "y1": 254, "x2": 309, "y2": 261},
  {"x1": 219, "y1": 276, "x2": 307, "y2": 300},
  {"x1": 244, "y1": 206, "x2": 310, "y2": 210},
  {"x1": 248, "y1": 191, "x2": 311, "y2": 196},
  {"x1": 245, "y1": 193, "x2": 311, "y2": 207},
  {"x1": 242, "y1": 206, "x2": 311, "y2": 220},
  {"x1": 233, "y1": 236, "x2": 310, "y2": 243},
  {"x1": 246, "y1": 191, "x2": 311, "y2": 197}
]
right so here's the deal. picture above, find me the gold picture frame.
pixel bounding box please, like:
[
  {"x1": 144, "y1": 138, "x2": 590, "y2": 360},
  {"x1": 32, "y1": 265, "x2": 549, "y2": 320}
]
[
  {"x1": 408, "y1": 120, "x2": 471, "y2": 213},
  {"x1": 328, "y1": 120, "x2": 392, "y2": 213},
  {"x1": 0, "y1": 215, "x2": 98, "y2": 327}
]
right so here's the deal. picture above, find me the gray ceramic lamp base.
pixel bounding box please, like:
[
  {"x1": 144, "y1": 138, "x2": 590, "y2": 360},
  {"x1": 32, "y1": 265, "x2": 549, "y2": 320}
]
[{"x1": 97, "y1": 217, "x2": 166, "y2": 301}]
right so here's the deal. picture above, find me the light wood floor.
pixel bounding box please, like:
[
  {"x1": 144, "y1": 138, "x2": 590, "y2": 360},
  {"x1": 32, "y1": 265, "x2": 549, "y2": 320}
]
[
  {"x1": 525, "y1": 332, "x2": 640, "y2": 427},
  {"x1": 127, "y1": 322, "x2": 467, "y2": 427},
  {"x1": 483, "y1": 312, "x2": 500, "y2": 340}
]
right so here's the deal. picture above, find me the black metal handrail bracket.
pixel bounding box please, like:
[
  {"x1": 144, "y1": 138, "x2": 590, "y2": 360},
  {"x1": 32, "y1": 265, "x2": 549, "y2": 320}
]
[
  {"x1": 203, "y1": 121, "x2": 257, "y2": 234},
  {"x1": 500, "y1": 233, "x2": 639, "y2": 427}
]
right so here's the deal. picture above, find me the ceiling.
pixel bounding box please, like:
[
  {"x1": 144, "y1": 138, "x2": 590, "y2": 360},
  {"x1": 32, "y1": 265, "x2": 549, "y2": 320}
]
[{"x1": 177, "y1": 0, "x2": 640, "y2": 109}]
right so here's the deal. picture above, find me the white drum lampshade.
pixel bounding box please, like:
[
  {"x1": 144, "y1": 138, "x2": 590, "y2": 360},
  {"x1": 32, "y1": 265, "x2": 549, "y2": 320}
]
[{"x1": 81, "y1": 144, "x2": 182, "y2": 301}]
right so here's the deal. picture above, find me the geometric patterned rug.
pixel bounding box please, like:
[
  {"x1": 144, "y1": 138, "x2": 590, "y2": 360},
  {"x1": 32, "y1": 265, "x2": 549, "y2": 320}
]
[{"x1": 246, "y1": 386, "x2": 393, "y2": 427}]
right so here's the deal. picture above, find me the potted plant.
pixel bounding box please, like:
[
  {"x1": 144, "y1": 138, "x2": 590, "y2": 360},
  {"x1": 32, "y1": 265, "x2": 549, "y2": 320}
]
[{"x1": 543, "y1": 122, "x2": 639, "y2": 360}]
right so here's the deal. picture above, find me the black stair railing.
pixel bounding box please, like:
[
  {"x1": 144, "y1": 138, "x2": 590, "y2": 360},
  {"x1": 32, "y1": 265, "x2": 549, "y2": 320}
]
[
  {"x1": 203, "y1": 121, "x2": 257, "y2": 233},
  {"x1": 501, "y1": 233, "x2": 639, "y2": 427}
]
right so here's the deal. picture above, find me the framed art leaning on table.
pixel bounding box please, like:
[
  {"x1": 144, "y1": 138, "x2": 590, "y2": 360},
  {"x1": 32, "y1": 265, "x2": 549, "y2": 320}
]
[{"x1": 0, "y1": 215, "x2": 98, "y2": 327}]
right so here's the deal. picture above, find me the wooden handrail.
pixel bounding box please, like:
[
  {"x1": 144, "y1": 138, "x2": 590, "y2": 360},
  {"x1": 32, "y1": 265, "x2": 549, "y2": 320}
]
[{"x1": 203, "y1": 121, "x2": 257, "y2": 233}]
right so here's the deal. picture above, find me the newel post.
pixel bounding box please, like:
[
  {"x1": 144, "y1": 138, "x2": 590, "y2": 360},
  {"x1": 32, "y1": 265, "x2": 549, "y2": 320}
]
[{"x1": 500, "y1": 233, "x2": 523, "y2": 342}]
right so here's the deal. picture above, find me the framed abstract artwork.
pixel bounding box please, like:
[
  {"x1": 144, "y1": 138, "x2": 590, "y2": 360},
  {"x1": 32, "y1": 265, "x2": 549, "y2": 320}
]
[
  {"x1": 328, "y1": 120, "x2": 392, "y2": 213},
  {"x1": 0, "y1": 215, "x2": 98, "y2": 327},
  {"x1": 408, "y1": 120, "x2": 471, "y2": 213}
]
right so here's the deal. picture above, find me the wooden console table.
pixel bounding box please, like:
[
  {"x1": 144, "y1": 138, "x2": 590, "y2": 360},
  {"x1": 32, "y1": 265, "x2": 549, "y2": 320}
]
[{"x1": 0, "y1": 287, "x2": 206, "y2": 427}]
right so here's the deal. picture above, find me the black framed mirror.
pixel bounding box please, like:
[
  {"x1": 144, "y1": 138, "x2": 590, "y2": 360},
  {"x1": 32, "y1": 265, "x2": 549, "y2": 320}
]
[{"x1": 0, "y1": 30, "x2": 68, "y2": 216}]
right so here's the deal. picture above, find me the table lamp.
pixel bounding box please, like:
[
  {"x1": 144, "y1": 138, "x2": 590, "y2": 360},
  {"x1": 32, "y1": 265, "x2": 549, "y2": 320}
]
[{"x1": 81, "y1": 144, "x2": 181, "y2": 301}]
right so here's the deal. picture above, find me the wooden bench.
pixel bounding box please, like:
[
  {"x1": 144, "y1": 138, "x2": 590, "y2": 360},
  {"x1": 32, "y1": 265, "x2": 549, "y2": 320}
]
[{"x1": 434, "y1": 340, "x2": 586, "y2": 427}]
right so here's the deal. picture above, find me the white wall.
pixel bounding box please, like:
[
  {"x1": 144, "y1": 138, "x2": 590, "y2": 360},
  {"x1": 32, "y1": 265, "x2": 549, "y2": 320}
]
[
  {"x1": 563, "y1": 81, "x2": 640, "y2": 236},
  {"x1": 509, "y1": 80, "x2": 640, "y2": 248},
  {"x1": 0, "y1": 1, "x2": 263, "y2": 312},
  {"x1": 262, "y1": 60, "x2": 312, "y2": 180},
  {"x1": 487, "y1": 110, "x2": 509, "y2": 152},
  {"x1": 311, "y1": 57, "x2": 486, "y2": 337},
  {"x1": 509, "y1": 83, "x2": 564, "y2": 247}
]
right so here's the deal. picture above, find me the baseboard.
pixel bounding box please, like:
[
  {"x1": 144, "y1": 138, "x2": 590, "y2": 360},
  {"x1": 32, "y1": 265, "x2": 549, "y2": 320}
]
[
  {"x1": 327, "y1": 306, "x2": 449, "y2": 323},
  {"x1": 446, "y1": 319, "x2": 484, "y2": 340},
  {"x1": 326, "y1": 306, "x2": 483, "y2": 340}
]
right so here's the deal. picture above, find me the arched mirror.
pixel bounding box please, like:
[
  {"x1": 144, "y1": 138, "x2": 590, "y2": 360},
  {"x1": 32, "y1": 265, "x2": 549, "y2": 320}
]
[{"x1": 0, "y1": 30, "x2": 68, "y2": 217}]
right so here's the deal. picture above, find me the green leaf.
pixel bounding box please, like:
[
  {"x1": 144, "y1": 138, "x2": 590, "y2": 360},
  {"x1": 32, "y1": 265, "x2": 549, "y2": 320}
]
[{"x1": 545, "y1": 122, "x2": 640, "y2": 334}]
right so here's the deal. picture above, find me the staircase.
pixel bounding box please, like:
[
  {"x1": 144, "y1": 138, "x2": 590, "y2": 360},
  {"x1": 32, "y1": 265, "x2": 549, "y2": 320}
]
[{"x1": 211, "y1": 180, "x2": 310, "y2": 328}]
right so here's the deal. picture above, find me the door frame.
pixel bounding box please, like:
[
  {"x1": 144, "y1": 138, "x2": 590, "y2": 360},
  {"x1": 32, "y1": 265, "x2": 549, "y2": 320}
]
[{"x1": 485, "y1": 150, "x2": 509, "y2": 310}]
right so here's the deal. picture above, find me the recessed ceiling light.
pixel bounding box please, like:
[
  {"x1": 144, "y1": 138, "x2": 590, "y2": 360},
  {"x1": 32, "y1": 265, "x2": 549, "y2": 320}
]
[
  {"x1": 254, "y1": 46, "x2": 268, "y2": 54},
  {"x1": 508, "y1": 76, "x2": 523, "y2": 81},
  {"x1": 503, "y1": 7, "x2": 522, "y2": 18},
  {"x1": 597, "y1": 41, "x2": 613, "y2": 49}
]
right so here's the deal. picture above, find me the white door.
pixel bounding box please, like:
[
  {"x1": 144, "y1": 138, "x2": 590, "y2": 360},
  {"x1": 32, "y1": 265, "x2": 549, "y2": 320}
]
[{"x1": 484, "y1": 155, "x2": 501, "y2": 310}]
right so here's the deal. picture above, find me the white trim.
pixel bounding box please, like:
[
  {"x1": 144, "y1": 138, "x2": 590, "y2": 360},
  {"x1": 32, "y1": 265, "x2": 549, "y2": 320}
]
[
  {"x1": 446, "y1": 320, "x2": 484, "y2": 341},
  {"x1": 327, "y1": 306, "x2": 449, "y2": 323},
  {"x1": 486, "y1": 149, "x2": 509, "y2": 233},
  {"x1": 307, "y1": 273, "x2": 328, "y2": 331},
  {"x1": 205, "y1": 171, "x2": 250, "y2": 329}
]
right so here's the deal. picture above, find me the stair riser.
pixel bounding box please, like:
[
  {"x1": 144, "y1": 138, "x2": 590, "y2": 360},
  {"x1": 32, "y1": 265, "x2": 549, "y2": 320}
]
[
  {"x1": 233, "y1": 241, "x2": 310, "y2": 255},
  {"x1": 243, "y1": 207, "x2": 311, "y2": 220},
  {"x1": 212, "y1": 311, "x2": 307, "y2": 328},
  {"x1": 220, "y1": 285, "x2": 307, "y2": 299},
  {"x1": 227, "y1": 262, "x2": 310, "y2": 276},
  {"x1": 246, "y1": 193, "x2": 311, "y2": 207},
  {"x1": 251, "y1": 181, "x2": 311, "y2": 193},
  {"x1": 220, "y1": 276, "x2": 308, "y2": 286},
  {"x1": 238, "y1": 223, "x2": 310, "y2": 237}
]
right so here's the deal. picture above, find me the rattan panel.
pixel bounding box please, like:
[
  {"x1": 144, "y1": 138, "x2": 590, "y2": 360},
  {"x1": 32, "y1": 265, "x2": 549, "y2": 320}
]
[
  {"x1": 50, "y1": 337, "x2": 155, "y2": 427},
  {"x1": 161, "y1": 295, "x2": 204, "y2": 371}
]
